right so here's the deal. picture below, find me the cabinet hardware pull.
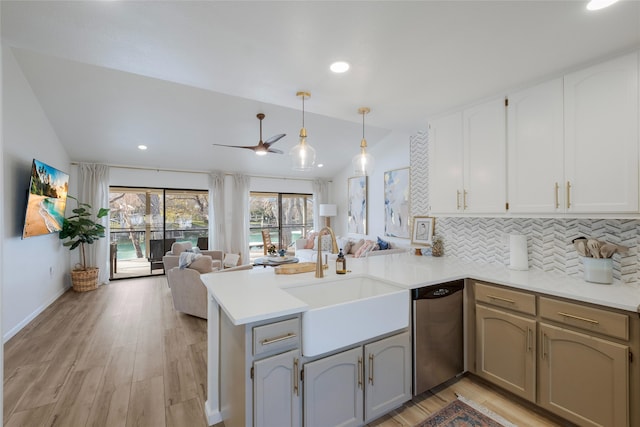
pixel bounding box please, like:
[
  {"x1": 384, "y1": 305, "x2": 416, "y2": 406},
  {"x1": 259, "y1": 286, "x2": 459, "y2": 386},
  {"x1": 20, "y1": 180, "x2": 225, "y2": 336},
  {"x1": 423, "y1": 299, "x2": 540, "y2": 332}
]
[
  {"x1": 554, "y1": 182, "x2": 559, "y2": 209},
  {"x1": 527, "y1": 328, "x2": 532, "y2": 352},
  {"x1": 487, "y1": 294, "x2": 516, "y2": 304},
  {"x1": 557, "y1": 311, "x2": 599, "y2": 325},
  {"x1": 260, "y1": 332, "x2": 296, "y2": 345},
  {"x1": 566, "y1": 181, "x2": 571, "y2": 209},
  {"x1": 463, "y1": 190, "x2": 468, "y2": 210},
  {"x1": 293, "y1": 358, "x2": 299, "y2": 396},
  {"x1": 357, "y1": 356, "x2": 363, "y2": 389},
  {"x1": 542, "y1": 332, "x2": 547, "y2": 359},
  {"x1": 368, "y1": 354, "x2": 374, "y2": 385},
  {"x1": 456, "y1": 190, "x2": 461, "y2": 210}
]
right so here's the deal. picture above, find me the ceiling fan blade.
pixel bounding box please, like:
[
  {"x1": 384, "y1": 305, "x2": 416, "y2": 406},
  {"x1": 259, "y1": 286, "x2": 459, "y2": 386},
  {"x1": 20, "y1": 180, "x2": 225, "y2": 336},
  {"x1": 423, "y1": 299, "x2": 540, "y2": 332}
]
[
  {"x1": 212, "y1": 143, "x2": 257, "y2": 151},
  {"x1": 267, "y1": 148, "x2": 284, "y2": 154},
  {"x1": 264, "y1": 133, "x2": 286, "y2": 146}
]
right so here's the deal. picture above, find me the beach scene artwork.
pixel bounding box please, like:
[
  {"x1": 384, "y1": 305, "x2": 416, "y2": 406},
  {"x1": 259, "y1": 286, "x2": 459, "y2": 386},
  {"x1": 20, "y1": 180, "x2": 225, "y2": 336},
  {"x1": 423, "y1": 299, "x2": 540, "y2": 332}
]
[{"x1": 22, "y1": 159, "x2": 69, "y2": 238}]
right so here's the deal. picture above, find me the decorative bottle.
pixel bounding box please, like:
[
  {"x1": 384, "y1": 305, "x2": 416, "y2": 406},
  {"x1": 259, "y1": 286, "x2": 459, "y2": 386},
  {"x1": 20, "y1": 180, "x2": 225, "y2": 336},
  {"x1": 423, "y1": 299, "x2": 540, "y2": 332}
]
[{"x1": 336, "y1": 248, "x2": 347, "y2": 274}]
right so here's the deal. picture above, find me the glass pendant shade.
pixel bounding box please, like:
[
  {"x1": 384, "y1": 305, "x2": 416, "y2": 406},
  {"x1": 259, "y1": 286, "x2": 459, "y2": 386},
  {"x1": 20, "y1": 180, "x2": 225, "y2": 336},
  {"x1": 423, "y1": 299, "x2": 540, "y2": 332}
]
[
  {"x1": 353, "y1": 107, "x2": 374, "y2": 176},
  {"x1": 291, "y1": 91, "x2": 316, "y2": 171},
  {"x1": 290, "y1": 129, "x2": 316, "y2": 171},
  {"x1": 352, "y1": 144, "x2": 375, "y2": 176}
]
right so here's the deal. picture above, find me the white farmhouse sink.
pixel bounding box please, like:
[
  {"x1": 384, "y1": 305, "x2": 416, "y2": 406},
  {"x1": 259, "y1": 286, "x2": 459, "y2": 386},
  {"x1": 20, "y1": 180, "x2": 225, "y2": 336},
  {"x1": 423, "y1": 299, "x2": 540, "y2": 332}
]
[{"x1": 282, "y1": 275, "x2": 409, "y2": 357}]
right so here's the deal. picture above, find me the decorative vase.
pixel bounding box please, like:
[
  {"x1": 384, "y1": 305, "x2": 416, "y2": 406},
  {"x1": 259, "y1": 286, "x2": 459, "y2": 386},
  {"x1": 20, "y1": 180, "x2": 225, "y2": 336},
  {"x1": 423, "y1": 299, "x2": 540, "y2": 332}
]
[{"x1": 432, "y1": 237, "x2": 444, "y2": 257}]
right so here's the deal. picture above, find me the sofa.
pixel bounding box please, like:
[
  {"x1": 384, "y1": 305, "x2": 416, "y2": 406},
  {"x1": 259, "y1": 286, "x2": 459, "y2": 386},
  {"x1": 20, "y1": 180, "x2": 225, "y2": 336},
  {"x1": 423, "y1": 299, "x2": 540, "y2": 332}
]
[{"x1": 295, "y1": 234, "x2": 407, "y2": 263}]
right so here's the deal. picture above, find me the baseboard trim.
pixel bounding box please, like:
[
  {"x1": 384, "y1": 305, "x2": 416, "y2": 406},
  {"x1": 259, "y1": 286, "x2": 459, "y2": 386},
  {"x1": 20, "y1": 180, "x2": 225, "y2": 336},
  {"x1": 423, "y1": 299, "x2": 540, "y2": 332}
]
[{"x1": 2, "y1": 285, "x2": 70, "y2": 343}]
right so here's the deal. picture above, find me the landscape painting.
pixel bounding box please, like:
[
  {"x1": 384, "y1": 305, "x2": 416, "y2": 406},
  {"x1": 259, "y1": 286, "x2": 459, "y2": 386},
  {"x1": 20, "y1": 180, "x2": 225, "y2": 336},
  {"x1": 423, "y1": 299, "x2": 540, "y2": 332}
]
[{"x1": 22, "y1": 159, "x2": 69, "y2": 239}]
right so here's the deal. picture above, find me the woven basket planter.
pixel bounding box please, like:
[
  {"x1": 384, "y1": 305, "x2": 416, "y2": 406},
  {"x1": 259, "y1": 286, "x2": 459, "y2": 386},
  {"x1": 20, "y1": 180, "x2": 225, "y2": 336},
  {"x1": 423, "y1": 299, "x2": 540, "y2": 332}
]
[{"x1": 70, "y1": 267, "x2": 99, "y2": 292}]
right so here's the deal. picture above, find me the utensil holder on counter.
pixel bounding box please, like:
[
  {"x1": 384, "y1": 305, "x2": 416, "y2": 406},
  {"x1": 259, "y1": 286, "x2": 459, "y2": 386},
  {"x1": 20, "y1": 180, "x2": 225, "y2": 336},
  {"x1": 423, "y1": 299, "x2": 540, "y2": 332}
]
[{"x1": 582, "y1": 257, "x2": 613, "y2": 284}]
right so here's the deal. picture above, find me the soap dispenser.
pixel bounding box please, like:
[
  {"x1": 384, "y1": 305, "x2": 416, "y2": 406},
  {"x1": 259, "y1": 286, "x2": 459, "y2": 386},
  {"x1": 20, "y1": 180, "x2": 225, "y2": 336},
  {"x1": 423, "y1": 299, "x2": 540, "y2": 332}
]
[{"x1": 336, "y1": 248, "x2": 347, "y2": 274}]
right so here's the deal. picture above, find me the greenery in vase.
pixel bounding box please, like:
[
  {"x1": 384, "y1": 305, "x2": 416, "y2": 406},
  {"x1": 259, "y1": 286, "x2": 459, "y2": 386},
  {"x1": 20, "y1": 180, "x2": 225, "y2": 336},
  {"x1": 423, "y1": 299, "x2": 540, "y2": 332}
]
[{"x1": 59, "y1": 195, "x2": 110, "y2": 270}]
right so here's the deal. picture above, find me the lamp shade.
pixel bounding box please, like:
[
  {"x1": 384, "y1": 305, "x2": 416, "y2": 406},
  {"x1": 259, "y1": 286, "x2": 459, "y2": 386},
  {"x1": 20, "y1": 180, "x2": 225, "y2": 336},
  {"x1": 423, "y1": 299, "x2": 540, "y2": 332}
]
[{"x1": 319, "y1": 204, "x2": 337, "y2": 217}]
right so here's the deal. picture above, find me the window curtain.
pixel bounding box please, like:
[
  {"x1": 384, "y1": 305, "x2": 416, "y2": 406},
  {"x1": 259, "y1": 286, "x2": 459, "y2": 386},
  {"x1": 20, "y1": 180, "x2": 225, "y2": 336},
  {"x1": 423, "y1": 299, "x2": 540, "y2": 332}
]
[
  {"x1": 208, "y1": 171, "x2": 226, "y2": 251},
  {"x1": 229, "y1": 174, "x2": 250, "y2": 265},
  {"x1": 312, "y1": 179, "x2": 329, "y2": 231},
  {"x1": 77, "y1": 163, "x2": 110, "y2": 284}
]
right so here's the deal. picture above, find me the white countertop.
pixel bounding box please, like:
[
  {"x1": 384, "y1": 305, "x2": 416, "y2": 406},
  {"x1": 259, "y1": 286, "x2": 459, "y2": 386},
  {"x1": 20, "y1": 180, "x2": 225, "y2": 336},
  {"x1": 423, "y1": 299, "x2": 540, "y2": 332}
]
[{"x1": 201, "y1": 253, "x2": 640, "y2": 326}]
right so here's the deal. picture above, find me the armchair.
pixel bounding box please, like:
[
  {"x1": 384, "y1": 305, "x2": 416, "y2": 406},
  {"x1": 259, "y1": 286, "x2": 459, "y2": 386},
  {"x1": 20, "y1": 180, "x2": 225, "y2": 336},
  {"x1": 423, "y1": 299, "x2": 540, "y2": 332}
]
[
  {"x1": 162, "y1": 241, "x2": 222, "y2": 271},
  {"x1": 166, "y1": 263, "x2": 255, "y2": 319},
  {"x1": 167, "y1": 267, "x2": 208, "y2": 319}
]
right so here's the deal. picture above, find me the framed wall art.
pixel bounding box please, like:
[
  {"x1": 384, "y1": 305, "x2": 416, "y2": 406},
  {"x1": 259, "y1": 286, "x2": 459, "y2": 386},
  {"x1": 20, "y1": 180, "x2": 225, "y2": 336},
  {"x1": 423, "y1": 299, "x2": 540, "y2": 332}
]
[
  {"x1": 347, "y1": 176, "x2": 367, "y2": 234},
  {"x1": 411, "y1": 216, "x2": 434, "y2": 246},
  {"x1": 383, "y1": 167, "x2": 410, "y2": 238}
]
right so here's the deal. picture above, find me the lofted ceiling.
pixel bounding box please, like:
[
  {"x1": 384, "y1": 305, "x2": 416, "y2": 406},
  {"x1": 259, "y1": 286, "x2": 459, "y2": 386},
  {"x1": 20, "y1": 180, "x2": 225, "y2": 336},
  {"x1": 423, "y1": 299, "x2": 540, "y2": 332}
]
[{"x1": 2, "y1": 1, "x2": 639, "y2": 179}]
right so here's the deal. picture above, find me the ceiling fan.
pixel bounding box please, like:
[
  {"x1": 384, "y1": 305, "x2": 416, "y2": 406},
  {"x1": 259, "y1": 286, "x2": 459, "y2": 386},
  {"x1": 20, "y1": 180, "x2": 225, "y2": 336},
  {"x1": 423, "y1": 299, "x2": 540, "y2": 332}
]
[{"x1": 213, "y1": 113, "x2": 286, "y2": 156}]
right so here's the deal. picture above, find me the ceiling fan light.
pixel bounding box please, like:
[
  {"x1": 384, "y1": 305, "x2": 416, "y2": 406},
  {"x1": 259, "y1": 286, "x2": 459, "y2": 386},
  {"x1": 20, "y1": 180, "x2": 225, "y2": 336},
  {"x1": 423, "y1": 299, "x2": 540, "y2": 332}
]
[{"x1": 255, "y1": 149, "x2": 268, "y2": 156}]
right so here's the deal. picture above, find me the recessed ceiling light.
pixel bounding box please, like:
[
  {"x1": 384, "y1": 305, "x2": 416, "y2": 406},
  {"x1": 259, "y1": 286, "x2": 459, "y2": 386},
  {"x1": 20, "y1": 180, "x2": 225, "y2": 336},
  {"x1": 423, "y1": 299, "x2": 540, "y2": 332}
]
[
  {"x1": 138, "y1": 145, "x2": 148, "y2": 150},
  {"x1": 330, "y1": 61, "x2": 350, "y2": 73},
  {"x1": 317, "y1": 163, "x2": 324, "y2": 168},
  {"x1": 586, "y1": 0, "x2": 619, "y2": 10}
]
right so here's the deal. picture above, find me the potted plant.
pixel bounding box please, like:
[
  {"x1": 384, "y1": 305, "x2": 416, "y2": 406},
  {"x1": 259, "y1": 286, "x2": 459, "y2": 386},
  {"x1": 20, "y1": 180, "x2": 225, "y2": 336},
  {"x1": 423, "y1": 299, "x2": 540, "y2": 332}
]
[{"x1": 59, "y1": 195, "x2": 110, "y2": 292}]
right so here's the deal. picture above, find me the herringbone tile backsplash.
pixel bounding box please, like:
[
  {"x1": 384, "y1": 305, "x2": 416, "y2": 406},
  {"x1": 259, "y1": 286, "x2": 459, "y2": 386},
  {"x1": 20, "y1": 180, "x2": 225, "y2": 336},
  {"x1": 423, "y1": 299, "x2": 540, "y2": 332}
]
[
  {"x1": 409, "y1": 132, "x2": 639, "y2": 284},
  {"x1": 434, "y1": 217, "x2": 638, "y2": 284}
]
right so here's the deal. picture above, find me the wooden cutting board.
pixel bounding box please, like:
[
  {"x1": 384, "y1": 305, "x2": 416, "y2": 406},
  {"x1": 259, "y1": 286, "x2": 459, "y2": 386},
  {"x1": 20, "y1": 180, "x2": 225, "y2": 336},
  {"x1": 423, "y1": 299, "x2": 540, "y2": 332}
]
[{"x1": 274, "y1": 262, "x2": 316, "y2": 274}]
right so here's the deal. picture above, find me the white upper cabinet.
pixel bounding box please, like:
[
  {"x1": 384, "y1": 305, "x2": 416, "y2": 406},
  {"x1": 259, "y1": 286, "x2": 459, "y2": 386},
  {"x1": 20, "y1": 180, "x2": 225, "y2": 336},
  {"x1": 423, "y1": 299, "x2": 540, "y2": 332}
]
[
  {"x1": 429, "y1": 98, "x2": 506, "y2": 214},
  {"x1": 428, "y1": 112, "x2": 464, "y2": 213},
  {"x1": 563, "y1": 52, "x2": 639, "y2": 213},
  {"x1": 507, "y1": 78, "x2": 565, "y2": 213},
  {"x1": 463, "y1": 98, "x2": 507, "y2": 213}
]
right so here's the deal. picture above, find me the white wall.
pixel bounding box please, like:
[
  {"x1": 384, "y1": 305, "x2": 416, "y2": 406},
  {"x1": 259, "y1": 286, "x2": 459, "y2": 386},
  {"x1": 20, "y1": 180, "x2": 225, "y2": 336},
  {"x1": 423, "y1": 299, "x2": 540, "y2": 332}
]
[
  {"x1": 2, "y1": 46, "x2": 71, "y2": 341},
  {"x1": 331, "y1": 130, "x2": 411, "y2": 248}
]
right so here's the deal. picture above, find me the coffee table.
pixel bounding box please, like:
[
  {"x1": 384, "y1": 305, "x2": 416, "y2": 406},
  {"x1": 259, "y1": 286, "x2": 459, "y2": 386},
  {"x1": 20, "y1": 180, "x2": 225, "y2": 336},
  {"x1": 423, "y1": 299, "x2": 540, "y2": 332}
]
[{"x1": 253, "y1": 256, "x2": 299, "y2": 268}]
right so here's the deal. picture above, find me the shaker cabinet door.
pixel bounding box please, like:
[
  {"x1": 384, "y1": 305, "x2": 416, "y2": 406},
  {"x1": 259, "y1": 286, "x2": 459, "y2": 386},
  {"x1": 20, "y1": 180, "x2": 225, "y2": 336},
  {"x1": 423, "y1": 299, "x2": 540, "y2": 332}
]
[
  {"x1": 507, "y1": 78, "x2": 564, "y2": 213},
  {"x1": 564, "y1": 52, "x2": 639, "y2": 213}
]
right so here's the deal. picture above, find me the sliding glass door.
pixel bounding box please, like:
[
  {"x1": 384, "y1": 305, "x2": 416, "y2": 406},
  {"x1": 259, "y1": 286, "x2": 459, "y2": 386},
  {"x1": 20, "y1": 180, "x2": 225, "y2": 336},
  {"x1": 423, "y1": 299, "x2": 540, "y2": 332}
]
[{"x1": 109, "y1": 187, "x2": 208, "y2": 279}]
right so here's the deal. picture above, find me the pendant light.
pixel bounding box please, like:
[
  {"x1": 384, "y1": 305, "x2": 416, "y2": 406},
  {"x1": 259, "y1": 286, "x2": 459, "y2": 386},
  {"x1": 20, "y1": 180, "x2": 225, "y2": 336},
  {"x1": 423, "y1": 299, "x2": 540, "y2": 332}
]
[
  {"x1": 290, "y1": 91, "x2": 316, "y2": 171},
  {"x1": 352, "y1": 107, "x2": 375, "y2": 176}
]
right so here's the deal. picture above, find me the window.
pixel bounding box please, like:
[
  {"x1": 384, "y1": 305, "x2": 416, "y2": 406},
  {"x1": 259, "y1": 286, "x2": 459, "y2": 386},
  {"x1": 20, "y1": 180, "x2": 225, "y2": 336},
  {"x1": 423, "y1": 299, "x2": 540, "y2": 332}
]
[
  {"x1": 109, "y1": 187, "x2": 208, "y2": 279},
  {"x1": 249, "y1": 192, "x2": 313, "y2": 261}
]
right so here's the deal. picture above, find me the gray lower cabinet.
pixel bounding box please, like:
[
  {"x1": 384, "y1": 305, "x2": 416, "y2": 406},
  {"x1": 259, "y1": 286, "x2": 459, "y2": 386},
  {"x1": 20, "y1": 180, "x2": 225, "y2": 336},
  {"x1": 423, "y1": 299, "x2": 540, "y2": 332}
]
[
  {"x1": 304, "y1": 332, "x2": 411, "y2": 427},
  {"x1": 364, "y1": 332, "x2": 412, "y2": 423},
  {"x1": 304, "y1": 346, "x2": 363, "y2": 427},
  {"x1": 253, "y1": 349, "x2": 301, "y2": 427}
]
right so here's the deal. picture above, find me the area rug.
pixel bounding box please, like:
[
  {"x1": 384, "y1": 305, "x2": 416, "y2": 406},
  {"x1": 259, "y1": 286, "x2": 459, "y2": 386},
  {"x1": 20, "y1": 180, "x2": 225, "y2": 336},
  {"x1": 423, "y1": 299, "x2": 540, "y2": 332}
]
[{"x1": 416, "y1": 395, "x2": 518, "y2": 427}]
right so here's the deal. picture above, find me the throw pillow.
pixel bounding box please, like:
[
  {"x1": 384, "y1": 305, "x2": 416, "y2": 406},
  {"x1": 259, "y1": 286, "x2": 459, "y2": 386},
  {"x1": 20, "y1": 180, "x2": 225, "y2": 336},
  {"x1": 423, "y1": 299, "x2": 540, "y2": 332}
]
[
  {"x1": 377, "y1": 237, "x2": 390, "y2": 250},
  {"x1": 172, "y1": 241, "x2": 193, "y2": 255},
  {"x1": 354, "y1": 240, "x2": 375, "y2": 258},
  {"x1": 223, "y1": 253, "x2": 240, "y2": 268},
  {"x1": 350, "y1": 239, "x2": 365, "y2": 255},
  {"x1": 304, "y1": 232, "x2": 317, "y2": 249},
  {"x1": 188, "y1": 255, "x2": 214, "y2": 273}
]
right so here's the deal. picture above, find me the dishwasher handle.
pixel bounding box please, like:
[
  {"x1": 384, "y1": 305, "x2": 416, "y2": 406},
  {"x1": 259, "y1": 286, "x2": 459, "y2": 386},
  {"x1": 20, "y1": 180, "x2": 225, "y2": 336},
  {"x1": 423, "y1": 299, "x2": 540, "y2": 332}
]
[{"x1": 412, "y1": 280, "x2": 464, "y2": 300}]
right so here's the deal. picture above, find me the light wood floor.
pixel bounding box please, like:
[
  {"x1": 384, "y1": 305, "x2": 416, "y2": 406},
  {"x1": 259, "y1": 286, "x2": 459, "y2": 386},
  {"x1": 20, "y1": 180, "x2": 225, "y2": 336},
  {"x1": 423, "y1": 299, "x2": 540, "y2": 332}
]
[{"x1": 4, "y1": 276, "x2": 565, "y2": 427}]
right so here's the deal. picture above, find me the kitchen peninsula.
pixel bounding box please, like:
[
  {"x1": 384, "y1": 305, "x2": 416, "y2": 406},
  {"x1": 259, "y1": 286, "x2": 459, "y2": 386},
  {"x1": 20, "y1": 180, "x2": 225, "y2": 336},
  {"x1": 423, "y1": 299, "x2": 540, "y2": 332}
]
[{"x1": 202, "y1": 253, "x2": 640, "y2": 427}]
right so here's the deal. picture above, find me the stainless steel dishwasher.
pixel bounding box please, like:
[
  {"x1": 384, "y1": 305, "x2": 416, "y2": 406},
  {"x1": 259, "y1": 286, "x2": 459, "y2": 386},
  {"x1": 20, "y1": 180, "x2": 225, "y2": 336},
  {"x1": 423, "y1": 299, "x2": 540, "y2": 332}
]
[{"x1": 412, "y1": 279, "x2": 464, "y2": 395}]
